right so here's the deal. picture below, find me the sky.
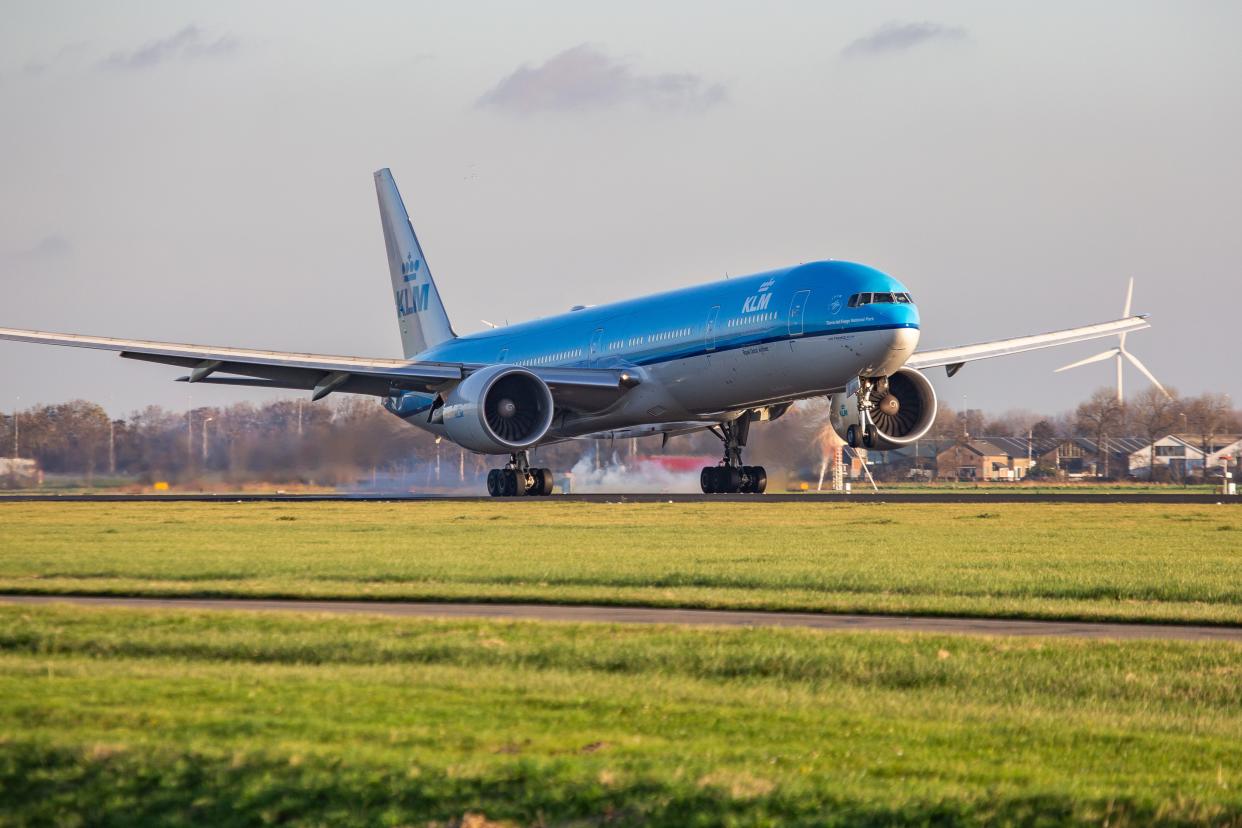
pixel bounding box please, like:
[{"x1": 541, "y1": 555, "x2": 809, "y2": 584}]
[{"x1": 2, "y1": 1, "x2": 1239, "y2": 418}]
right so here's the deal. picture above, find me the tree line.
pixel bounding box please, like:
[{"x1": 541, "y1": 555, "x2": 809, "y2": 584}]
[{"x1": 2, "y1": 388, "x2": 1238, "y2": 486}]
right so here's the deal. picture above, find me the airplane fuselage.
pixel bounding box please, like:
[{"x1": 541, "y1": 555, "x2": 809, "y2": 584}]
[{"x1": 387, "y1": 260, "x2": 919, "y2": 442}]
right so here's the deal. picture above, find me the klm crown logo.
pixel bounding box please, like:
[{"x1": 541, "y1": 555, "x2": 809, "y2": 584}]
[{"x1": 401, "y1": 252, "x2": 422, "y2": 283}]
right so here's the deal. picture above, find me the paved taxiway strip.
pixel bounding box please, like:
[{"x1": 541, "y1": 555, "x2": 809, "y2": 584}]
[{"x1": 2, "y1": 595, "x2": 1239, "y2": 642}]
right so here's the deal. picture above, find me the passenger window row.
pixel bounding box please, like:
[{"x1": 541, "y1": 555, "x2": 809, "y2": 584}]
[{"x1": 726, "y1": 311, "x2": 777, "y2": 328}]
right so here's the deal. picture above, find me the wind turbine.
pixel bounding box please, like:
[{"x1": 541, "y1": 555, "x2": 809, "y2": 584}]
[{"x1": 1054, "y1": 278, "x2": 1169, "y2": 402}]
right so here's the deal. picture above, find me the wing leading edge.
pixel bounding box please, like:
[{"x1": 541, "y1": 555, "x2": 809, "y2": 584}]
[
  {"x1": 0, "y1": 327, "x2": 637, "y2": 411},
  {"x1": 905, "y1": 315, "x2": 1150, "y2": 375}
]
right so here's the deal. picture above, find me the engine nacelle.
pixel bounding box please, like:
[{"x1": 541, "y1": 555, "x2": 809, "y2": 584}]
[
  {"x1": 441, "y1": 365, "x2": 555, "y2": 454},
  {"x1": 830, "y1": 367, "x2": 938, "y2": 451}
]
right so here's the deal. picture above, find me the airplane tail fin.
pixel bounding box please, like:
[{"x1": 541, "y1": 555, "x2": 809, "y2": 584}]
[{"x1": 375, "y1": 168, "x2": 455, "y2": 358}]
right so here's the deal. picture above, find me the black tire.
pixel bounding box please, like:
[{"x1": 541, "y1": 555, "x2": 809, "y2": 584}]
[
  {"x1": 537, "y1": 468, "x2": 555, "y2": 496},
  {"x1": 700, "y1": 467, "x2": 715, "y2": 494},
  {"x1": 501, "y1": 469, "x2": 516, "y2": 497},
  {"x1": 512, "y1": 469, "x2": 529, "y2": 497},
  {"x1": 486, "y1": 469, "x2": 500, "y2": 497},
  {"x1": 846, "y1": 425, "x2": 858, "y2": 448},
  {"x1": 751, "y1": 466, "x2": 768, "y2": 494},
  {"x1": 722, "y1": 466, "x2": 741, "y2": 493}
]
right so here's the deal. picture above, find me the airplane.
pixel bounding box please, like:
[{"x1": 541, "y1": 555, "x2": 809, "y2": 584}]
[{"x1": 0, "y1": 168, "x2": 1150, "y2": 496}]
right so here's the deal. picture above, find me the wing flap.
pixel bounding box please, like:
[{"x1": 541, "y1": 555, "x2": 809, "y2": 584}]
[{"x1": 906, "y1": 316, "x2": 1149, "y2": 372}]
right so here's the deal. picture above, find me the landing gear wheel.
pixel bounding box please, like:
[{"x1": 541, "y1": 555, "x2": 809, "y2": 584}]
[
  {"x1": 487, "y1": 469, "x2": 500, "y2": 497},
  {"x1": 846, "y1": 425, "x2": 858, "y2": 449},
  {"x1": 536, "y1": 468, "x2": 555, "y2": 496},
  {"x1": 511, "y1": 468, "x2": 529, "y2": 497},
  {"x1": 739, "y1": 466, "x2": 766, "y2": 494},
  {"x1": 700, "y1": 467, "x2": 716, "y2": 494},
  {"x1": 722, "y1": 466, "x2": 741, "y2": 493},
  {"x1": 500, "y1": 469, "x2": 517, "y2": 497}
]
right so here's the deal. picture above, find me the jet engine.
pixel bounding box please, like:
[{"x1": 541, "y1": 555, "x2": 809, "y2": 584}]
[
  {"x1": 441, "y1": 365, "x2": 555, "y2": 454},
  {"x1": 830, "y1": 367, "x2": 938, "y2": 451}
]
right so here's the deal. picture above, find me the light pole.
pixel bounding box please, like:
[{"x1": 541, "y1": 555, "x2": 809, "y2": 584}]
[
  {"x1": 109, "y1": 420, "x2": 116, "y2": 476},
  {"x1": 202, "y1": 417, "x2": 214, "y2": 462},
  {"x1": 12, "y1": 396, "x2": 19, "y2": 459}
]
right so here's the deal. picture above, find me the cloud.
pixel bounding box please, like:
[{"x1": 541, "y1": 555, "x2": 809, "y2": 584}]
[
  {"x1": 478, "y1": 45, "x2": 726, "y2": 115},
  {"x1": 842, "y1": 22, "x2": 968, "y2": 58},
  {"x1": 101, "y1": 25, "x2": 239, "y2": 71},
  {"x1": 19, "y1": 41, "x2": 93, "y2": 78},
  {"x1": 15, "y1": 235, "x2": 73, "y2": 260}
]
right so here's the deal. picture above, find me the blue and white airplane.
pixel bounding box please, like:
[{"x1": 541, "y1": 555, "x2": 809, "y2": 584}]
[{"x1": 1, "y1": 169, "x2": 1149, "y2": 495}]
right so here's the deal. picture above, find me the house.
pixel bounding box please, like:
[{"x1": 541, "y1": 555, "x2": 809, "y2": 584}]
[
  {"x1": 0, "y1": 457, "x2": 40, "y2": 486},
  {"x1": 1127, "y1": 435, "x2": 1203, "y2": 479},
  {"x1": 936, "y1": 440, "x2": 1032, "y2": 481},
  {"x1": 1206, "y1": 436, "x2": 1242, "y2": 471},
  {"x1": 1129, "y1": 433, "x2": 1242, "y2": 479}
]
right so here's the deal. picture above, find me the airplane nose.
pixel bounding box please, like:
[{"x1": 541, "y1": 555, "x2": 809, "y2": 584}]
[{"x1": 872, "y1": 326, "x2": 920, "y2": 376}]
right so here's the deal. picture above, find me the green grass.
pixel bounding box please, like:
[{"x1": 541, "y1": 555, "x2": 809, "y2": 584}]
[
  {"x1": 1, "y1": 502, "x2": 1241, "y2": 625},
  {"x1": 1, "y1": 604, "x2": 1240, "y2": 826}
]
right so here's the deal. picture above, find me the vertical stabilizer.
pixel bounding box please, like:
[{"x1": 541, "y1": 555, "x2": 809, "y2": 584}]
[{"x1": 375, "y1": 168, "x2": 455, "y2": 358}]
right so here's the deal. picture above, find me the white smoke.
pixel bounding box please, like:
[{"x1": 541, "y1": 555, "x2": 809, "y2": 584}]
[{"x1": 566, "y1": 450, "x2": 703, "y2": 493}]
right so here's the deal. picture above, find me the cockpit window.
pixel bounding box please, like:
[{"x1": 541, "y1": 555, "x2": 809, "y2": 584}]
[{"x1": 847, "y1": 291, "x2": 912, "y2": 307}]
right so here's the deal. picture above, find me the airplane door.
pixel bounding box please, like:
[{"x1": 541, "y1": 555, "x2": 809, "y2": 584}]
[
  {"x1": 788, "y1": 290, "x2": 811, "y2": 337},
  {"x1": 704, "y1": 306, "x2": 720, "y2": 351},
  {"x1": 588, "y1": 328, "x2": 605, "y2": 366}
]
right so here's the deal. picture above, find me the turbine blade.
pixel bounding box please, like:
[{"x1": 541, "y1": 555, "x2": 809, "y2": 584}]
[
  {"x1": 1054, "y1": 348, "x2": 1119, "y2": 372},
  {"x1": 1123, "y1": 350, "x2": 1170, "y2": 398},
  {"x1": 1123, "y1": 277, "x2": 1134, "y2": 318}
]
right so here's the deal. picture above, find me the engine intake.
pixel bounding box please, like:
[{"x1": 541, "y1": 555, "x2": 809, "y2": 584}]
[
  {"x1": 830, "y1": 367, "x2": 937, "y2": 451},
  {"x1": 441, "y1": 366, "x2": 555, "y2": 453}
]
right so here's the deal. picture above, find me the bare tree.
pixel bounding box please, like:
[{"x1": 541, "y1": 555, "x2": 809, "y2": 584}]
[
  {"x1": 1075, "y1": 388, "x2": 1124, "y2": 478},
  {"x1": 1183, "y1": 392, "x2": 1233, "y2": 475},
  {"x1": 1131, "y1": 386, "x2": 1181, "y2": 481}
]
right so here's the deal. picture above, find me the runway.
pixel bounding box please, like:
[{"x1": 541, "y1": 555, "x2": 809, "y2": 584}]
[
  {"x1": 1, "y1": 492, "x2": 1238, "y2": 504},
  {"x1": 3, "y1": 594, "x2": 1239, "y2": 642}
]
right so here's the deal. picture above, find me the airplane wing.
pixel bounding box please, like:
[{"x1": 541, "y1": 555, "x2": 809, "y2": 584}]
[
  {"x1": 905, "y1": 315, "x2": 1149, "y2": 376},
  {"x1": 0, "y1": 327, "x2": 637, "y2": 412}
]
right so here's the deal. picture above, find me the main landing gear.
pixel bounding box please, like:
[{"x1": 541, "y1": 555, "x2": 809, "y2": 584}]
[
  {"x1": 700, "y1": 415, "x2": 767, "y2": 494},
  {"x1": 486, "y1": 451, "x2": 555, "y2": 497}
]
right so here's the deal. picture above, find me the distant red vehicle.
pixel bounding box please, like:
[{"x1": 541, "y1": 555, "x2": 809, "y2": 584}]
[{"x1": 636, "y1": 455, "x2": 714, "y2": 472}]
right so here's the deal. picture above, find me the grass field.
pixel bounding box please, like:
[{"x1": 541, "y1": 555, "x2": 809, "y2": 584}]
[
  {"x1": 1, "y1": 603, "x2": 1239, "y2": 826},
  {"x1": 1, "y1": 501, "x2": 1241, "y2": 624}
]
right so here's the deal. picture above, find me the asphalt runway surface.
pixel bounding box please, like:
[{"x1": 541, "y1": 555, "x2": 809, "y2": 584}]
[
  {"x1": 2, "y1": 492, "x2": 1239, "y2": 504},
  {"x1": 4, "y1": 594, "x2": 1240, "y2": 642}
]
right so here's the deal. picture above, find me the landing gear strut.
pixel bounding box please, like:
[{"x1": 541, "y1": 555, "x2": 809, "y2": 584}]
[
  {"x1": 486, "y1": 450, "x2": 555, "y2": 497},
  {"x1": 700, "y1": 415, "x2": 767, "y2": 494}
]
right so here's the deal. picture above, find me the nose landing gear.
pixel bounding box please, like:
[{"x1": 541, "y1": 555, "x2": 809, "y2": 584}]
[
  {"x1": 486, "y1": 451, "x2": 555, "y2": 497},
  {"x1": 699, "y1": 415, "x2": 767, "y2": 494}
]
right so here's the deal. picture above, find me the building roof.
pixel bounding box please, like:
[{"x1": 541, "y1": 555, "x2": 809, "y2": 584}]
[
  {"x1": 1170, "y1": 433, "x2": 1242, "y2": 451},
  {"x1": 936, "y1": 440, "x2": 1013, "y2": 458}
]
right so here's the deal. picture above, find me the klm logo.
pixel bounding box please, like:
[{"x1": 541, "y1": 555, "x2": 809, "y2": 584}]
[
  {"x1": 742, "y1": 292, "x2": 773, "y2": 313},
  {"x1": 395, "y1": 252, "x2": 430, "y2": 317},
  {"x1": 742, "y1": 277, "x2": 776, "y2": 313}
]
